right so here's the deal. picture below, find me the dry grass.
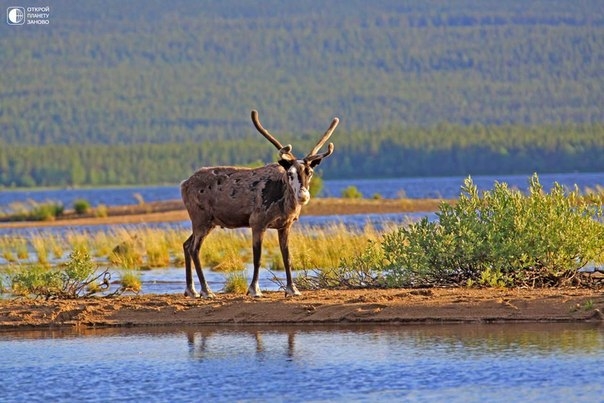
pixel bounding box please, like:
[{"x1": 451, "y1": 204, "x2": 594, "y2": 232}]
[
  {"x1": 0, "y1": 194, "x2": 435, "y2": 272},
  {"x1": 0, "y1": 237, "x2": 28, "y2": 262},
  {"x1": 30, "y1": 234, "x2": 49, "y2": 265},
  {"x1": 0, "y1": 222, "x2": 397, "y2": 273},
  {"x1": 223, "y1": 271, "x2": 248, "y2": 294}
]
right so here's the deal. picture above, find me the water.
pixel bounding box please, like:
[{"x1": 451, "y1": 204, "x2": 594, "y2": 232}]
[
  {"x1": 134, "y1": 266, "x2": 295, "y2": 295},
  {"x1": 1, "y1": 172, "x2": 603, "y2": 208},
  {"x1": 1, "y1": 172, "x2": 600, "y2": 235},
  {"x1": 0, "y1": 323, "x2": 602, "y2": 402},
  {"x1": 320, "y1": 172, "x2": 604, "y2": 199}
]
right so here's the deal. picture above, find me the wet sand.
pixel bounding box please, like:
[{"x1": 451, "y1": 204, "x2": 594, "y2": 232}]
[{"x1": 1, "y1": 288, "x2": 602, "y2": 331}]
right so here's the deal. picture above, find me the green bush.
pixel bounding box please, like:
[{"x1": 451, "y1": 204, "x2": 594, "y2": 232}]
[
  {"x1": 341, "y1": 185, "x2": 363, "y2": 199},
  {"x1": 10, "y1": 265, "x2": 63, "y2": 298},
  {"x1": 73, "y1": 198, "x2": 91, "y2": 215},
  {"x1": 380, "y1": 174, "x2": 604, "y2": 288},
  {"x1": 9, "y1": 249, "x2": 113, "y2": 299},
  {"x1": 309, "y1": 174, "x2": 324, "y2": 197},
  {"x1": 30, "y1": 201, "x2": 64, "y2": 221}
]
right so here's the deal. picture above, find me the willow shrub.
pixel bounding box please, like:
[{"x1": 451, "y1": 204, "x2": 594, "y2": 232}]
[
  {"x1": 381, "y1": 174, "x2": 604, "y2": 288},
  {"x1": 9, "y1": 249, "x2": 114, "y2": 299}
]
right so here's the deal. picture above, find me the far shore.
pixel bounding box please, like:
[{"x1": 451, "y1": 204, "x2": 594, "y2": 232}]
[{"x1": 0, "y1": 197, "x2": 450, "y2": 229}]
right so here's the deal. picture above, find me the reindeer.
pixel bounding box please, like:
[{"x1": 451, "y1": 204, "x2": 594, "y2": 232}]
[{"x1": 181, "y1": 110, "x2": 339, "y2": 298}]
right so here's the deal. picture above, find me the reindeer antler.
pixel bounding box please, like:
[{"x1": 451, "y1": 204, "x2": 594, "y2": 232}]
[
  {"x1": 306, "y1": 117, "x2": 339, "y2": 159},
  {"x1": 251, "y1": 110, "x2": 284, "y2": 151},
  {"x1": 305, "y1": 143, "x2": 335, "y2": 163}
]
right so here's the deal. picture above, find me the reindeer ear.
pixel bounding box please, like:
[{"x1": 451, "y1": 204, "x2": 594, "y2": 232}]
[
  {"x1": 278, "y1": 159, "x2": 294, "y2": 170},
  {"x1": 279, "y1": 145, "x2": 295, "y2": 160},
  {"x1": 279, "y1": 145, "x2": 296, "y2": 166},
  {"x1": 309, "y1": 158, "x2": 323, "y2": 168}
]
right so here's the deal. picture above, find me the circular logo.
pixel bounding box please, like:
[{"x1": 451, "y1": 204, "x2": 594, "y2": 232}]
[{"x1": 7, "y1": 7, "x2": 25, "y2": 25}]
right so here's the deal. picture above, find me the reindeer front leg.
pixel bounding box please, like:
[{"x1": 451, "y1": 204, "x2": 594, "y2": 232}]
[
  {"x1": 183, "y1": 235, "x2": 200, "y2": 297},
  {"x1": 278, "y1": 227, "x2": 301, "y2": 297},
  {"x1": 248, "y1": 228, "x2": 265, "y2": 297},
  {"x1": 185, "y1": 228, "x2": 215, "y2": 299}
]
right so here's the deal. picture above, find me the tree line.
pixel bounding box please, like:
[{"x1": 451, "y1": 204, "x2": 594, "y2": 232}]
[{"x1": 1, "y1": 123, "x2": 603, "y2": 188}]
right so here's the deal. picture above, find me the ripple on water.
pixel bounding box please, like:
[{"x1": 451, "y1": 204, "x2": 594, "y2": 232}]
[{"x1": 0, "y1": 323, "x2": 603, "y2": 402}]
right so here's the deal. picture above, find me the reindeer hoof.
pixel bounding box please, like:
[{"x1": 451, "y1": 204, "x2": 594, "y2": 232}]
[
  {"x1": 247, "y1": 284, "x2": 263, "y2": 298},
  {"x1": 184, "y1": 288, "x2": 201, "y2": 298},
  {"x1": 285, "y1": 285, "x2": 301, "y2": 297},
  {"x1": 200, "y1": 290, "x2": 216, "y2": 299}
]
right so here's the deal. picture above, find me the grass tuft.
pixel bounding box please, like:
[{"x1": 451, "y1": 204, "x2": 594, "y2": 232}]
[{"x1": 223, "y1": 271, "x2": 248, "y2": 294}]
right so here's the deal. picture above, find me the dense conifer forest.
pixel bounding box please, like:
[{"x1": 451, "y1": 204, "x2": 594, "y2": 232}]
[{"x1": 1, "y1": 1, "x2": 603, "y2": 187}]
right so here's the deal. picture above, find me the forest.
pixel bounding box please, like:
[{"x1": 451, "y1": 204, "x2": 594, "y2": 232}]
[{"x1": 1, "y1": 0, "x2": 603, "y2": 187}]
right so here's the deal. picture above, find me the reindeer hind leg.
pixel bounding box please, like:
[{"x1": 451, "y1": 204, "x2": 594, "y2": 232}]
[
  {"x1": 190, "y1": 226, "x2": 215, "y2": 298},
  {"x1": 183, "y1": 234, "x2": 200, "y2": 297}
]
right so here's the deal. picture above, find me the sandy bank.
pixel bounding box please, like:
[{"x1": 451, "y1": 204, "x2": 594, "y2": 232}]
[{"x1": 1, "y1": 288, "x2": 602, "y2": 331}]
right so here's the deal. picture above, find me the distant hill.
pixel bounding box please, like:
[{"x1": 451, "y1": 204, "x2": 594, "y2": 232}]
[{"x1": 1, "y1": 0, "x2": 603, "y2": 187}]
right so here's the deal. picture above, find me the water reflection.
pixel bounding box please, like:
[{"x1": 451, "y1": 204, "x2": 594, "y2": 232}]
[
  {"x1": 1, "y1": 323, "x2": 603, "y2": 402},
  {"x1": 185, "y1": 328, "x2": 297, "y2": 361},
  {"x1": 176, "y1": 323, "x2": 604, "y2": 362},
  {"x1": 3, "y1": 322, "x2": 603, "y2": 353}
]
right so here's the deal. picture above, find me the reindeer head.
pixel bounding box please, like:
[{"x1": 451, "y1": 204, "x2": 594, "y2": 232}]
[{"x1": 251, "y1": 110, "x2": 339, "y2": 205}]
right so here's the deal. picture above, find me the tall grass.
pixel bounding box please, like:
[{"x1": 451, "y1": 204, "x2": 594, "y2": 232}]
[
  {"x1": 0, "y1": 237, "x2": 28, "y2": 263},
  {"x1": 0, "y1": 224, "x2": 387, "y2": 276},
  {"x1": 108, "y1": 228, "x2": 144, "y2": 269},
  {"x1": 65, "y1": 231, "x2": 90, "y2": 254},
  {"x1": 223, "y1": 271, "x2": 248, "y2": 294},
  {"x1": 0, "y1": 222, "x2": 395, "y2": 296},
  {"x1": 294, "y1": 224, "x2": 392, "y2": 289},
  {"x1": 291, "y1": 223, "x2": 382, "y2": 270},
  {"x1": 201, "y1": 229, "x2": 250, "y2": 271},
  {"x1": 30, "y1": 234, "x2": 49, "y2": 265},
  {"x1": 139, "y1": 228, "x2": 171, "y2": 268},
  {"x1": 120, "y1": 271, "x2": 142, "y2": 293}
]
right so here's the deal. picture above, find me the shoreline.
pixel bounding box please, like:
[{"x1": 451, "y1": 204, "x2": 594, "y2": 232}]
[
  {"x1": 1, "y1": 288, "x2": 602, "y2": 332},
  {"x1": 0, "y1": 198, "x2": 446, "y2": 229}
]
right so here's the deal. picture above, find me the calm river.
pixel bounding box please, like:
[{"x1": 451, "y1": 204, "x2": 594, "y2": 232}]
[
  {"x1": 1, "y1": 323, "x2": 603, "y2": 402},
  {"x1": 2, "y1": 172, "x2": 603, "y2": 235},
  {"x1": 2, "y1": 172, "x2": 604, "y2": 207}
]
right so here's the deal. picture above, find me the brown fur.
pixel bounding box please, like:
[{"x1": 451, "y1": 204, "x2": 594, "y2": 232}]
[
  {"x1": 181, "y1": 110, "x2": 339, "y2": 298},
  {"x1": 181, "y1": 164, "x2": 300, "y2": 231}
]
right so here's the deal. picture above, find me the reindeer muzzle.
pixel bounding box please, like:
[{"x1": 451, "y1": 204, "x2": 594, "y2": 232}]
[{"x1": 299, "y1": 187, "x2": 311, "y2": 205}]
